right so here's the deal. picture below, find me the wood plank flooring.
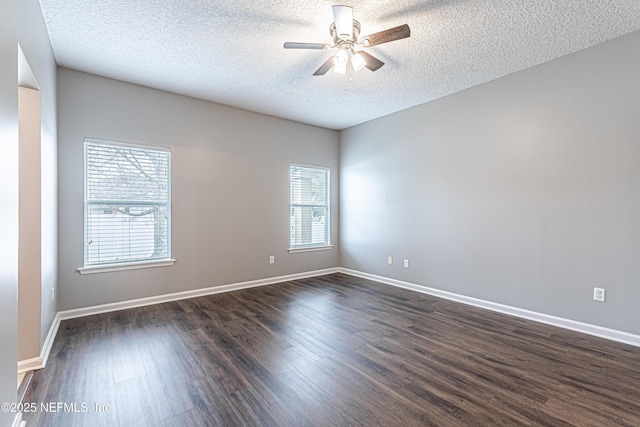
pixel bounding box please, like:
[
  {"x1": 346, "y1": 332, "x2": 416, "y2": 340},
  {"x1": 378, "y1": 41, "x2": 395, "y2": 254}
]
[{"x1": 23, "y1": 273, "x2": 640, "y2": 426}]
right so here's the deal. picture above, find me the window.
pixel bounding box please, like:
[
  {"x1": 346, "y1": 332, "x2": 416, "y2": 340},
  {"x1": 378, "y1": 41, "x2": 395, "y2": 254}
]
[
  {"x1": 82, "y1": 138, "x2": 172, "y2": 271},
  {"x1": 290, "y1": 165, "x2": 331, "y2": 251}
]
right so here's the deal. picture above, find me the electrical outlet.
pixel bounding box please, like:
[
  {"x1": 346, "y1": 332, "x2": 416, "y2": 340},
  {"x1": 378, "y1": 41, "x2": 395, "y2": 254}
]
[
  {"x1": 269, "y1": 255, "x2": 275, "y2": 264},
  {"x1": 403, "y1": 259, "x2": 410, "y2": 268},
  {"x1": 593, "y1": 287, "x2": 606, "y2": 302},
  {"x1": 387, "y1": 256, "x2": 393, "y2": 265},
  {"x1": 51, "y1": 287, "x2": 55, "y2": 302}
]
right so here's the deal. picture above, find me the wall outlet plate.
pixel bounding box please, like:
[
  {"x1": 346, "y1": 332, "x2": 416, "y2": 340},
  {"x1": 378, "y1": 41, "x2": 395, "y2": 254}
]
[
  {"x1": 387, "y1": 256, "x2": 393, "y2": 265},
  {"x1": 269, "y1": 255, "x2": 275, "y2": 264},
  {"x1": 593, "y1": 287, "x2": 606, "y2": 302},
  {"x1": 403, "y1": 259, "x2": 410, "y2": 268}
]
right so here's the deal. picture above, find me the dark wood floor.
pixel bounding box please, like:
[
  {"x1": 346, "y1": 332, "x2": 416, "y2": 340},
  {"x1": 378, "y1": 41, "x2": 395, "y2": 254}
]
[{"x1": 24, "y1": 273, "x2": 640, "y2": 426}]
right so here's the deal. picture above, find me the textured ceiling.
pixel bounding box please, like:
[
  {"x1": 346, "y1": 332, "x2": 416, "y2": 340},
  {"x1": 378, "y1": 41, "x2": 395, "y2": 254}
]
[{"x1": 40, "y1": 0, "x2": 640, "y2": 130}]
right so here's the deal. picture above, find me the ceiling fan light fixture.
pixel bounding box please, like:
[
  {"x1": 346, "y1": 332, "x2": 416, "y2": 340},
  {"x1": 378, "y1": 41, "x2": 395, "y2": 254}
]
[
  {"x1": 334, "y1": 48, "x2": 348, "y2": 64},
  {"x1": 333, "y1": 49, "x2": 349, "y2": 74},
  {"x1": 284, "y1": 6, "x2": 410, "y2": 78},
  {"x1": 333, "y1": 48, "x2": 349, "y2": 74},
  {"x1": 351, "y1": 52, "x2": 366, "y2": 72},
  {"x1": 333, "y1": 62, "x2": 347, "y2": 74}
]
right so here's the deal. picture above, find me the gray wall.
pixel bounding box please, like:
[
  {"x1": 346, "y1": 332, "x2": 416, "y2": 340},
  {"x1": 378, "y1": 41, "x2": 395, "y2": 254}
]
[
  {"x1": 58, "y1": 68, "x2": 339, "y2": 311},
  {"x1": 0, "y1": 0, "x2": 19, "y2": 423},
  {"x1": 340, "y1": 30, "x2": 640, "y2": 335},
  {"x1": 18, "y1": 0, "x2": 58, "y2": 358}
]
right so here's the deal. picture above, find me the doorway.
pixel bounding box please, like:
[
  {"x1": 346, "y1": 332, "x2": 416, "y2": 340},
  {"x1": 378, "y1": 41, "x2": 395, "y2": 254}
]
[{"x1": 17, "y1": 45, "x2": 42, "y2": 390}]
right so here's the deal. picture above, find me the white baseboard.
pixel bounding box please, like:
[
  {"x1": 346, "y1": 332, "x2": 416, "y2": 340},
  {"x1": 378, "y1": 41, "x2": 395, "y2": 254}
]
[
  {"x1": 18, "y1": 311, "x2": 61, "y2": 374},
  {"x1": 57, "y1": 268, "x2": 340, "y2": 321},
  {"x1": 41, "y1": 312, "x2": 61, "y2": 367},
  {"x1": 12, "y1": 412, "x2": 25, "y2": 427},
  {"x1": 339, "y1": 268, "x2": 640, "y2": 348},
  {"x1": 22, "y1": 268, "x2": 338, "y2": 375},
  {"x1": 32, "y1": 266, "x2": 640, "y2": 379}
]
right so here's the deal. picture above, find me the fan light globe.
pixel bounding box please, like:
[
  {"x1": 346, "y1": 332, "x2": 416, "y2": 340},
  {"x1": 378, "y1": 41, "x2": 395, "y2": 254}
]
[
  {"x1": 334, "y1": 49, "x2": 348, "y2": 64},
  {"x1": 351, "y1": 52, "x2": 366, "y2": 72},
  {"x1": 333, "y1": 49, "x2": 349, "y2": 74},
  {"x1": 333, "y1": 60, "x2": 347, "y2": 74}
]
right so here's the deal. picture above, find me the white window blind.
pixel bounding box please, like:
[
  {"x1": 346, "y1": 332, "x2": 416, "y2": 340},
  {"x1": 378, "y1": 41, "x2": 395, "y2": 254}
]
[
  {"x1": 290, "y1": 165, "x2": 330, "y2": 249},
  {"x1": 84, "y1": 138, "x2": 171, "y2": 267}
]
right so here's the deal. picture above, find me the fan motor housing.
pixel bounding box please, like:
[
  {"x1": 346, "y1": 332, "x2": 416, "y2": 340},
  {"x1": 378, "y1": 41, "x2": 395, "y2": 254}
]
[{"x1": 330, "y1": 20, "x2": 361, "y2": 46}]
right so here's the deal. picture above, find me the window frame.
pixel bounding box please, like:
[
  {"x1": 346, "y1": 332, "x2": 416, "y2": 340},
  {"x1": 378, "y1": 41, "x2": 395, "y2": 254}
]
[
  {"x1": 78, "y1": 138, "x2": 175, "y2": 274},
  {"x1": 288, "y1": 164, "x2": 333, "y2": 253}
]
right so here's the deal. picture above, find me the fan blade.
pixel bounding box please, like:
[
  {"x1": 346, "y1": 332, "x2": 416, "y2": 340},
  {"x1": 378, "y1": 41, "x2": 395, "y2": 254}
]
[
  {"x1": 332, "y1": 5, "x2": 353, "y2": 40},
  {"x1": 362, "y1": 24, "x2": 410, "y2": 47},
  {"x1": 284, "y1": 42, "x2": 327, "y2": 49},
  {"x1": 313, "y1": 56, "x2": 335, "y2": 76},
  {"x1": 358, "y1": 51, "x2": 385, "y2": 71}
]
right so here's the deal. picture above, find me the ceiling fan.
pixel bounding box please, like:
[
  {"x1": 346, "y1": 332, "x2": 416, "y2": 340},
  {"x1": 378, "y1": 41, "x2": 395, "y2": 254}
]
[{"x1": 284, "y1": 5, "x2": 410, "y2": 76}]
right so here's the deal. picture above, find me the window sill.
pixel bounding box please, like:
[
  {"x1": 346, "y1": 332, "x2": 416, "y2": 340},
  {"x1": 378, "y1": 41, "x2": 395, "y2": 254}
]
[
  {"x1": 288, "y1": 245, "x2": 334, "y2": 254},
  {"x1": 77, "y1": 259, "x2": 176, "y2": 275}
]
